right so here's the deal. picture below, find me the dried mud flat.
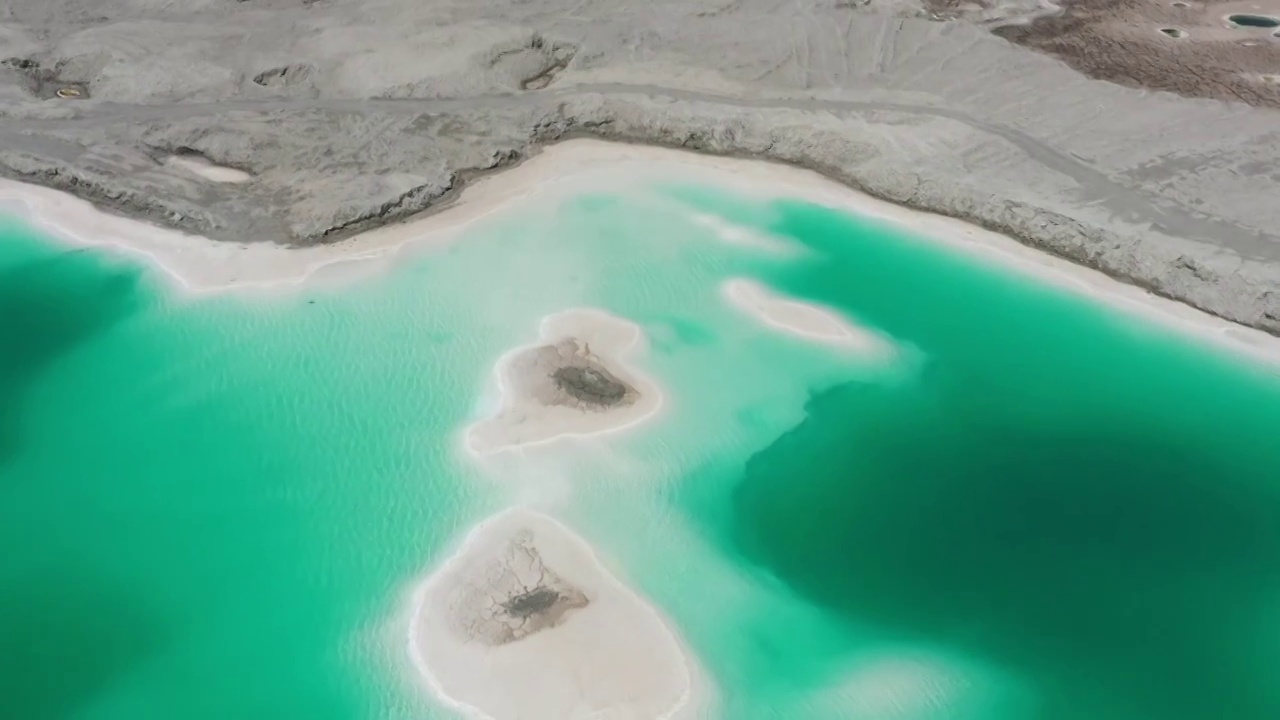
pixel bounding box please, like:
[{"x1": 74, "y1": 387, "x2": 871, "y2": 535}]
[
  {"x1": 2, "y1": 0, "x2": 1280, "y2": 335},
  {"x1": 994, "y1": 0, "x2": 1280, "y2": 108}
]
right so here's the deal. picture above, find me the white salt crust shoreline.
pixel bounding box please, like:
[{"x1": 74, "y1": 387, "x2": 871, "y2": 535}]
[
  {"x1": 405, "y1": 507, "x2": 704, "y2": 720},
  {"x1": 2, "y1": 139, "x2": 1277, "y2": 364},
  {"x1": 464, "y1": 308, "x2": 664, "y2": 456}
]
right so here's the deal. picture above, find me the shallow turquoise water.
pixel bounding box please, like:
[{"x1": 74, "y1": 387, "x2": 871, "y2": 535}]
[{"x1": 2, "y1": 180, "x2": 1279, "y2": 720}]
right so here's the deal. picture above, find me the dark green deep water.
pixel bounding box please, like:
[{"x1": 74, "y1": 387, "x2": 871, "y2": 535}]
[
  {"x1": 3, "y1": 183, "x2": 1280, "y2": 720},
  {"x1": 713, "y1": 200, "x2": 1280, "y2": 719}
]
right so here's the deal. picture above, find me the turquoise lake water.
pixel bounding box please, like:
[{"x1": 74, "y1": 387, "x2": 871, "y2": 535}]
[{"x1": 3, "y1": 181, "x2": 1280, "y2": 720}]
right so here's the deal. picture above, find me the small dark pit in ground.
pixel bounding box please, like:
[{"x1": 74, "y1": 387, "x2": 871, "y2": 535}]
[
  {"x1": 521, "y1": 60, "x2": 567, "y2": 90},
  {"x1": 252, "y1": 64, "x2": 313, "y2": 87},
  {"x1": 1229, "y1": 14, "x2": 1280, "y2": 28},
  {"x1": 1160, "y1": 27, "x2": 1188, "y2": 38},
  {"x1": 2, "y1": 57, "x2": 38, "y2": 72},
  {"x1": 502, "y1": 587, "x2": 561, "y2": 618},
  {"x1": 516, "y1": 39, "x2": 577, "y2": 91}
]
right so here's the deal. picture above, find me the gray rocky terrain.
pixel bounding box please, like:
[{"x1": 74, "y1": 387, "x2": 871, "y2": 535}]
[{"x1": 2, "y1": 0, "x2": 1279, "y2": 333}]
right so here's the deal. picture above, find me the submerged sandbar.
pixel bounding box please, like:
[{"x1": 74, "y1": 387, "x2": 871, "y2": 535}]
[{"x1": 722, "y1": 277, "x2": 896, "y2": 357}]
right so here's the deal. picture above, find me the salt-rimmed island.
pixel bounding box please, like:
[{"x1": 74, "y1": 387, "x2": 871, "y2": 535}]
[
  {"x1": 407, "y1": 508, "x2": 694, "y2": 720},
  {"x1": 466, "y1": 308, "x2": 663, "y2": 454}
]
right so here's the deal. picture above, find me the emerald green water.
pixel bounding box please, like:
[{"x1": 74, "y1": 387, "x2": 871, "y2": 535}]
[{"x1": 2, "y1": 179, "x2": 1279, "y2": 720}]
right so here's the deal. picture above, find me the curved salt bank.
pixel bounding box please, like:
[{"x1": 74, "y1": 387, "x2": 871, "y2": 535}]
[
  {"x1": 689, "y1": 212, "x2": 794, "y2": 253},
  {"x1": 165, "y1": 154, "x2": 252, "y2": 183},
  {"x1": 723, "y1": 277, "x2": 894, "y2": 356},
  {"x1": 408, "y1": 508, "x2": 693, "y2": 720},
  {"x1": 466, "y1": 308, "x2": 662, "y2": 454}
]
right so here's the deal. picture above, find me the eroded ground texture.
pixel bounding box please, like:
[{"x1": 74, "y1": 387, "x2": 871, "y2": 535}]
[
  {"x1": 446, "y1": 530, "x2": 590, "y2": 647},
  {"x1": 992, "y1": 0, "x2": 1280, "y2": 108},
  {"x1": 537, "y1": 340, "x2": 638, "y2": 411},
  {"x1": 2, "y1": 0, "x2": 1279, "y2": 332}
]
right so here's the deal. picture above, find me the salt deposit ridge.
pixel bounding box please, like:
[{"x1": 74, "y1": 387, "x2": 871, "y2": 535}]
[
  {"x1": 3, "y1": 140, "x2": 1277, "y2": 364},
  {"x1": 722, "y1": 278, "x2": 897, "y2": 358}
]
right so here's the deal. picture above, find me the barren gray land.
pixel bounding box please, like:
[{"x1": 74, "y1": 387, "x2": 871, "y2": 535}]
[{"x1": 3, "y1": 0, "x2": 1280, "y2": 332}]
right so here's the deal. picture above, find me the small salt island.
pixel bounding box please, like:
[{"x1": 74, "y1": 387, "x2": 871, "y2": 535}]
[
  {"x1": 407, "y1": 508, "x2": 694, "y2": 720},
  {"x1": 723, "y1": 277, "x2": 896, "y2": 357},
  {"x1": 465, "y1": 308, "x2": 662, "y2": 454}
]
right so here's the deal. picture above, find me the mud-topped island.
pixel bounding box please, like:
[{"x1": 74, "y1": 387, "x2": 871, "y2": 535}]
[
  {"x1": 466, "y1": 308, "x2": 661, "y2": 454},
  {"x1": 408, "y1": 509, "x2": 694, "y2": 720}
]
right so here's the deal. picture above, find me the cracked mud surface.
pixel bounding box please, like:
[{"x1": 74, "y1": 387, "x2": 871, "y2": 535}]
[
  {"x1": 2, "y1": 0, "x2": 1280, "y2": 333},
  {"x1": 447, "y1": 529, "x2": 590, "y2": 647},
  {"x1": 995, "y1": 0, "x2": 1280, "y2": 108}
]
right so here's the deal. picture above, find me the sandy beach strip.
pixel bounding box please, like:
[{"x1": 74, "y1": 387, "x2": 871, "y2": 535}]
[
  {"x1": 2, "y1": 139, "x2": 1278, "y2": 362},
  {"x1": 406, "y1": 507, "x2": 701, "y2": 720},
  {"x1": 465, "y1": 308, "x2": 663, "y2": 455}
]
